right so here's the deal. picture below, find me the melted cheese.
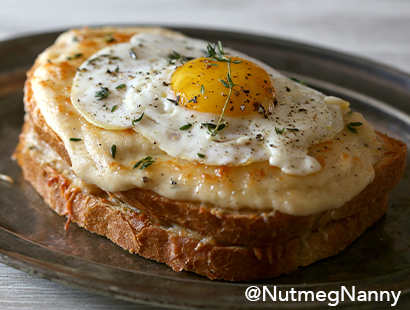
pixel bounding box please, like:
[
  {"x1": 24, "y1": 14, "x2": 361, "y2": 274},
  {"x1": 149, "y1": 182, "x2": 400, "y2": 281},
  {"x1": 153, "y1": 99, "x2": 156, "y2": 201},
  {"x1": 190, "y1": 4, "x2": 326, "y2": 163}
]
[{"x1": 28, "y1": 27, "x2": 382, "y2": 216}]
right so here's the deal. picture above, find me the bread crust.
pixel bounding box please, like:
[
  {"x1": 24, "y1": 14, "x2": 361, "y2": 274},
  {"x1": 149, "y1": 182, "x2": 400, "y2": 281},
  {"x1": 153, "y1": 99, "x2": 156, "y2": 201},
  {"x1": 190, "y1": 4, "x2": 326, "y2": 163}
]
[{"x1": 15, "y1": 125, "x2": 392, "y2": 281}]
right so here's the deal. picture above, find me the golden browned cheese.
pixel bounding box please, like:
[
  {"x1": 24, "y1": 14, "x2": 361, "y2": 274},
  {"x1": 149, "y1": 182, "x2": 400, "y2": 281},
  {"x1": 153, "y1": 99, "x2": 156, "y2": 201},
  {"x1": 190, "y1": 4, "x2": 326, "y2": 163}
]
[{"x1": 28, "y1": 27, "x2": 383, "y2": 216}]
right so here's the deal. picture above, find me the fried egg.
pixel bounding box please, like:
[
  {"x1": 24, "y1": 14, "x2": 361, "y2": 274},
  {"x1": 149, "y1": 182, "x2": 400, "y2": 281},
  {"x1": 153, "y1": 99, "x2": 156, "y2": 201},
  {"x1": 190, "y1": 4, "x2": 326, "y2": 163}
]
[{"x1": 71, "y1": 33, "x2": 345, "y2": 175}]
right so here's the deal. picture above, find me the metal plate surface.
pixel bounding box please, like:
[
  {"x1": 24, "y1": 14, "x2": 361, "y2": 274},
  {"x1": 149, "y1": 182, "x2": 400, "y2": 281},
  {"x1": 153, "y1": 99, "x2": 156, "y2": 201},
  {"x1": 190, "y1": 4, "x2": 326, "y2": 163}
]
[{"x1": 0, "y1": 27, "x2": 409, "y2": 309}]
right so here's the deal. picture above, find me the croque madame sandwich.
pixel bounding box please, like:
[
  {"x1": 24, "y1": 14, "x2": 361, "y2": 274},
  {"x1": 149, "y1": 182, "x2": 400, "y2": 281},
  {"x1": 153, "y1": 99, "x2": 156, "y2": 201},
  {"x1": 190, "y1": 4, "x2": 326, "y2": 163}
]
[{"x1": 14, "y1": 27, "x2": 406, "y2": 281}]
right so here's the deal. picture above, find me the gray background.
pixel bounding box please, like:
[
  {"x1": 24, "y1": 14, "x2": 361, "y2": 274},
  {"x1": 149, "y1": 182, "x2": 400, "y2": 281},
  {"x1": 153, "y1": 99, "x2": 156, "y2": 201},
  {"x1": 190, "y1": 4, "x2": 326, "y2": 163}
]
[{"x1": 0, "y1": 0, "x2": 409, "y2": 309}]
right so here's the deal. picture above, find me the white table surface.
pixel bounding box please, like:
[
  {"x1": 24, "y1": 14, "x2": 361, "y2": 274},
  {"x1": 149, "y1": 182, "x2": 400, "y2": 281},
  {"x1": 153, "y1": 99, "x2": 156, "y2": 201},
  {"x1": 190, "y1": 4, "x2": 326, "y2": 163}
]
[{"x1": 0, "y1": 0, "x2": 409, "y2": 309}]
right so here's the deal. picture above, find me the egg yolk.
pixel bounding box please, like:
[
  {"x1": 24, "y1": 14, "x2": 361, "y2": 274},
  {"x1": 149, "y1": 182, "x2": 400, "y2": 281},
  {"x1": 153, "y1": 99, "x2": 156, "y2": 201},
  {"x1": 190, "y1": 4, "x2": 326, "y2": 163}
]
[{"x1": 171, "y1": 56, "x2": 275, "y2": 117}]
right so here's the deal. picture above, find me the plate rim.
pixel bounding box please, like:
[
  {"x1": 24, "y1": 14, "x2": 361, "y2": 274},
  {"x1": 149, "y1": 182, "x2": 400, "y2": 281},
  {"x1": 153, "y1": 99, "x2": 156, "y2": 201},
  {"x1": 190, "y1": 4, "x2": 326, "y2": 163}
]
[{"x1": 2, "y1": 23, "x2": 410, "y2": 81}]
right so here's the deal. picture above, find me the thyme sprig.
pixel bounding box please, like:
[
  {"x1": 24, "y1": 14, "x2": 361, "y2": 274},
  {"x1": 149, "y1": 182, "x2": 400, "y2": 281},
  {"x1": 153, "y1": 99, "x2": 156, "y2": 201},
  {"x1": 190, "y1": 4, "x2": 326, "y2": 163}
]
[
  {"x1": 204, "y1": 41, "x2": 242, "y2": 137},
  {"x1": 95, "y1": 87, "x2": 111, "y2": 100},
  {"x1": 204, "y1": 42, "x2": 242, "y2": 65}
]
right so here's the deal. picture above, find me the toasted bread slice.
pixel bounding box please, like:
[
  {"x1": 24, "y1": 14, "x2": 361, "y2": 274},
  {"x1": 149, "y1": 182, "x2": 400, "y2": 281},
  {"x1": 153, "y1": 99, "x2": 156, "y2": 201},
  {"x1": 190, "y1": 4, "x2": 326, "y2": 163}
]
[{"x1": 15, "y1": 119, "x2": 400, "y2": 281}]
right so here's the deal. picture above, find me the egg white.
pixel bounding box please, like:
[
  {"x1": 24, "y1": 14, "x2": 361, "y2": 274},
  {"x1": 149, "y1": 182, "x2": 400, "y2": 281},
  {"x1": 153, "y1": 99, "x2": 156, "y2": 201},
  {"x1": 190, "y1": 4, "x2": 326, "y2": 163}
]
[{"x1": 71, "y1": 33, "x2": 345, "y2": 175}]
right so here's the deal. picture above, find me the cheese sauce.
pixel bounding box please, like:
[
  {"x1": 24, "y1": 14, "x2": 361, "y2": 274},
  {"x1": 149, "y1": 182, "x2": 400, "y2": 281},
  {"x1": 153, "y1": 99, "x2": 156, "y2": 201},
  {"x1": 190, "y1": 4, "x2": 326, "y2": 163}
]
[{"x1": 29, "y1": 28, "x2": 382, "y2": 216}]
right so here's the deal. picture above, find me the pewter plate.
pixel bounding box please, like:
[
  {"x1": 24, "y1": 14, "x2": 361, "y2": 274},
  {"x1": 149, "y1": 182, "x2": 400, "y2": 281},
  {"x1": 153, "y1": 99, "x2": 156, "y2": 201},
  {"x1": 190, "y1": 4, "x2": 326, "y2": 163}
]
[{"x1": 0, "y1": 27, "x2": 409, "y2": 309}]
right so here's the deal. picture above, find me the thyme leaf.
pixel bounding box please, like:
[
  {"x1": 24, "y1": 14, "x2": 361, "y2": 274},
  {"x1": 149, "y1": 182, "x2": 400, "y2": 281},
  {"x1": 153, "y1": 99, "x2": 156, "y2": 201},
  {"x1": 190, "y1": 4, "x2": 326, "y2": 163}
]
[
  {"x1": 202, "y1": 122, "x2": 225, "y2": 134},
  {"x1": 219, "y1": 79, "x2": 230, "y2": 88},
  {"x1": 290, "y1": 77, "x2": 307, "y2": 85},
  {"x1": 275, "y1": 127, "x2": 286, "y2": 134},
  {"x1": 111, "y1": 144, "x2": 116, "y2": 159},
  {"x1": 216, "y1": 123, "x2": 226, "y2": 131},
  {"x1": 179, "y1": 123, "x2": 192, "y2": 130},
  {"x1": 66, "y1": 53, "x2": 83, "y2": 60},
  {"x1": 347, "y1": 126, "x2": 358, "y2": 134},
  {"x1": 88, "y1": 54, "x2": 121, "y2": 64},
  {"x1": 105, "y1": 34, "x2": 115, "y2": 43},
  {"x1": 133, "y1": 156, "x2": 155, "y2": 170},
  {"x1": 346, "y1": 122, "x2": 363, "y2": 134},
  {"x1": 167, "y1": 51, "x2": 194, "y2": 64},
  {"x1": 132, "y1": 112, "x2": 144, "y2": 126},
  {"x1": 167, "y1": 98, "x2": 179, "y2": 106}
]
